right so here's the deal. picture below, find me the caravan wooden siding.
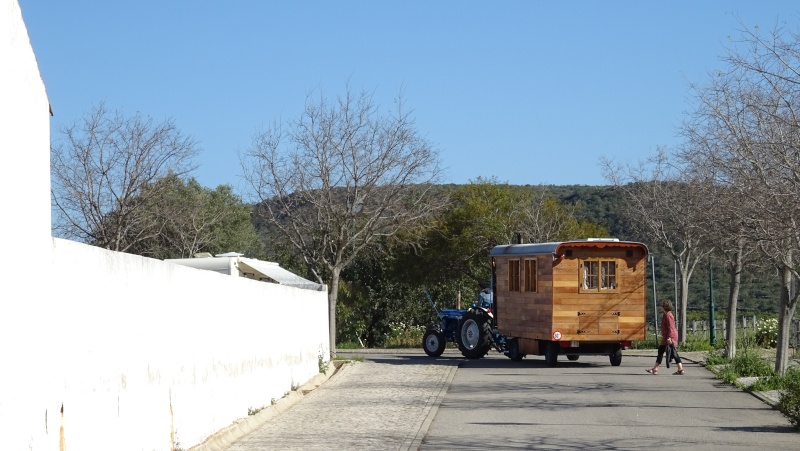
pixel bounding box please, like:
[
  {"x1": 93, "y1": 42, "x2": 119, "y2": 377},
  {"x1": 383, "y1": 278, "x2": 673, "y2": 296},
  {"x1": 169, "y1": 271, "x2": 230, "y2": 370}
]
[{"x1": 495, "y1": 243, "x2": 647, "y2": 343}]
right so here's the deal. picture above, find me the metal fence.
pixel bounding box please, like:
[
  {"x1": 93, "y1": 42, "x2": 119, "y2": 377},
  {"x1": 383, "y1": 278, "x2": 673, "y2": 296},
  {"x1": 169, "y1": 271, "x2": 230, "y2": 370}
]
[{"x1": 686, "y1": 316, "x2": 800, "y2": 348}]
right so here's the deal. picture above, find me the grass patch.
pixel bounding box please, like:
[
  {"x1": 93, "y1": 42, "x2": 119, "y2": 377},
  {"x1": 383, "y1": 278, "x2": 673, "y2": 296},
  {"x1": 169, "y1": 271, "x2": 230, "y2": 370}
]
[
  {"x1": 336, "y1": 341, "x2": 363, "y2": 349},
  {"x1": 334, "y1": 355, "x2": 364, "y2": 362},
  {"x1": 703, "y1": 350, "x2": 729, "y2": 366},
  {"x1": 248, "y1": 406, "x2": 266, "y2": 416}
]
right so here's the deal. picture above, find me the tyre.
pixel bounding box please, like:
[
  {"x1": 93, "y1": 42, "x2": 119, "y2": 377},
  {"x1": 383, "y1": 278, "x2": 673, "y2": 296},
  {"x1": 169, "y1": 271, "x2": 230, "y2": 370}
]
[
  {"x1": 544, "y1": 341, "x2": 559, "y2": 367},
  {"x1": 457, "y1": 309, "x2": 492, "y2": 359},
  {"x1": 506, "y1": 338, "x2": 525, "y2": 362},
  {"x1": 566, "y1": 355, "x2": 579, "y2": 361},
  {"x1": 423, "y1": 328, "x2": 446, "y2": 357},
  {"x1": 609, "y1": 347, "x2": 623, "y2": 366}
]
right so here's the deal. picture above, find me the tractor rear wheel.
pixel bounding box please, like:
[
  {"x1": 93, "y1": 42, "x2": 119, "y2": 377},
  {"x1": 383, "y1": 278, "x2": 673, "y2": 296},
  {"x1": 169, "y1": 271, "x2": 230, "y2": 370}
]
[
  {"x1": 457, "y1": 310, "x2": 491, "y2": 359},
  {"x1": 423, "y1": 327, "x2": 446, "y2": 357}
]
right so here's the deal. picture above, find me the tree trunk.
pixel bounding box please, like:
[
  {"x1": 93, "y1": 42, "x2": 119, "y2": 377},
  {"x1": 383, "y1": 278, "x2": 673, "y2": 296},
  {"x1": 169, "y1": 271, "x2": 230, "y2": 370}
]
[
  {"x1": 328, "y1": 266, "x2": 341, "y2": 359},
  {"x1": 775, "y1": 264, "x2": 797, "y2": 376},
  {"x1": 725, "y1": 243, "x2": 743, "y2": 359},
  {"x1": 679, "y1": 269, "x2": 690, "y2": 344}
]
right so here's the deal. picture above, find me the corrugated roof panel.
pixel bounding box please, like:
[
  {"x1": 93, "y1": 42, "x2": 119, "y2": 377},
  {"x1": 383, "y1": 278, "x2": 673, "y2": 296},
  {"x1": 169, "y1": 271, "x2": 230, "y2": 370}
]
[{"x1": 238, "y1": 259, "x2": 324, "y2": 291}]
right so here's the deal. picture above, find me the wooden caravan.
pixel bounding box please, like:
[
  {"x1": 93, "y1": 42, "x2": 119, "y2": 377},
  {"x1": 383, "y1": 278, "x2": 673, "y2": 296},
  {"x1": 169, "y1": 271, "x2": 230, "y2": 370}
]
[{"x1": 489, "y1": 238, "x2": 648, "y2": 365}]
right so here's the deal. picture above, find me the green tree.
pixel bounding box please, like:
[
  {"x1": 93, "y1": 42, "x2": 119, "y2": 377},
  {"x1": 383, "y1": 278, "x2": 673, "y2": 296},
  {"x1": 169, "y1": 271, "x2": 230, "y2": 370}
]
[
  {"x1": 420, "y1": 179, "x2": 609, "y2": 286},
  {"x1": 123, "y1": 174, "x2": 263, "y2": 259}
]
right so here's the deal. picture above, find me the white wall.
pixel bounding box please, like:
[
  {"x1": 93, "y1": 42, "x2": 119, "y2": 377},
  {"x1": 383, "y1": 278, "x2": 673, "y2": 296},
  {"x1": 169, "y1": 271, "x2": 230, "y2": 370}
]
[
  {"x1": 0, "y1": 0, "x2": 56, "y2": 447},
  {"x1": 39, "y1": 239, "x2": 329, "y2": 450},
  {"x1": 0, "y1": 0, "x2": 51, "y2": 253},
  {"x1": 1, "y1": 238, "x2": 329, "y2": 451},
  {"x1": 1, "y1": 2, "x2": 330, "y2": 450}
]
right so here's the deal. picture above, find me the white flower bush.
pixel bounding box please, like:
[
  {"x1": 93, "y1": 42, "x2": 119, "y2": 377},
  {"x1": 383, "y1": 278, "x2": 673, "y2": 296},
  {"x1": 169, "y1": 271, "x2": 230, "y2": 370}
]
[{"x1": 756, "y1": 317, "x2": 778, "y2": 348}]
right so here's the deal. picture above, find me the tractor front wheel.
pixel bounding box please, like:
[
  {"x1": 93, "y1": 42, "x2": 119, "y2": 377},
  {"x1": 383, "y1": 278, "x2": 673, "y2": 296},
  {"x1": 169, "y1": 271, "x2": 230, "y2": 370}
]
[
  {"x1": 457, "y1": 310, "x2": 492, "y2": 359},
  {"x1": 423, "y1": 327, "x2": 446, "y2": 357}
]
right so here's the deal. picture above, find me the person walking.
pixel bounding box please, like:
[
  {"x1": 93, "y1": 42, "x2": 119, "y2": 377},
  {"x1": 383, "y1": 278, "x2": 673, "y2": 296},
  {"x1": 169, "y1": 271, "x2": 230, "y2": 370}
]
[{"x1": 646, "y1": 300, "x2": 685, "y2": 375}]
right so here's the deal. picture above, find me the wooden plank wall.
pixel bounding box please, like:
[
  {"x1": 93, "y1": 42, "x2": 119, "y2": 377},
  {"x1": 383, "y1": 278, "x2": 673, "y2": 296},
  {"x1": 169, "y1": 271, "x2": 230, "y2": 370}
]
[
  {"x1": 496, "y1": 246, "x2": 646, "y2": 342},
  {"x1": 496, "y1": 254, "x2": 553, "y2": 340}
]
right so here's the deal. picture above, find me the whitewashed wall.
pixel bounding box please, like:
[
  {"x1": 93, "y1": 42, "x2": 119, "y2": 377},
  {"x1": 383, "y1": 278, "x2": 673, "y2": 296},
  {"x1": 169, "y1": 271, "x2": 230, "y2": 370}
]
[
  {"x1": 1, "y1": 0, "x2": 57, "y2": 448},
  {"x1": 2, "y1": 238, "x2": 329, "y2": 451},
  {"x1": 0, "y1": 0, "x2": 51, "y2": 253},
  {"x1": 40, "y1": 239, "x2": 329, "y2": 450},
  {"x1": 1, "y1": 2, "x2": 330, "y2": 450}
]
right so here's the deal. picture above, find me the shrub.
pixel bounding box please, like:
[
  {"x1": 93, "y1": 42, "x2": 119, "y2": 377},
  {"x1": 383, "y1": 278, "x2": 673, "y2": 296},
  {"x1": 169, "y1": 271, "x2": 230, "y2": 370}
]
[
  {"x1": 631, "y1": 335, "x2": 658, "y2": 349},
  {"x1": 750, "y1": 367, "x2": 800, "y2": 392},
  {"x1": 680, "y1": 336, "x2": 715, "y2": 352},
  {"x1": 318, "y1": 349, "x2": 329, "y2": 375},
  {"x1": 778, "y1": 372, "x2": 800, "y2": 430},
  {"x1": 755, "y1": 318, "x2": 778, "y2": 348},
  {"x1": 718, "y1": 349, "x2": 774, "y2": 384},
  {"x1": 384, "y1": 322, "x2": 425, "y2": 348},
  {"x1": 779, "y1": 391, "x2": 800, "y2": 430}
]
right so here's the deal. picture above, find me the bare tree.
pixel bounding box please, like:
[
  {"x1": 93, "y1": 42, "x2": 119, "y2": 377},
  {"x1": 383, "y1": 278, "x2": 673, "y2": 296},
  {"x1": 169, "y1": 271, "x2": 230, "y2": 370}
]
[
  {"x1": 51, "y1": 103, "x2": 199, "y2": 252},
  {"x1": 602, "y1": 150, "x2": 715, "y2": 343},
  {"x1": 519, "y1": 187, "x2": 607, "y2": 243},
  {"x1": 680, "y1": 18, "x2": 800, "y2": 374},
  {"x1": 681, "y1": 89, "x2": 763, "y2": 359},
  {"x1": 241, "y1": 86, "x2": 446, "y2": 356},
  {"x1": 680, "y1": 158, "x2": 759, "y2": 358},
  {"x1": 725, "y1": 23, "x2": 800, "y2": 375}
]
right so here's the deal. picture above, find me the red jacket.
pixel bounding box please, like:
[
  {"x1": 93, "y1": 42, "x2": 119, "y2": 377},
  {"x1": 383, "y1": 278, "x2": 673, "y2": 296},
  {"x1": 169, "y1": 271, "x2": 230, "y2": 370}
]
[{"x1": 661, "y1": 311, "x2": 678, "y2": 345}]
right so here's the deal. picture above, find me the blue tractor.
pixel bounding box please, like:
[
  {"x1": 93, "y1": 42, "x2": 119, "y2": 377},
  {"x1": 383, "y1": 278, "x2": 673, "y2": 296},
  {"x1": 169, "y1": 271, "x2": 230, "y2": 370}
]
[
  {"x1": 422, "y1": 288, "x2": 494, "y2": 357},
  {"x1": 421, "y1": 290, "x2": 466, "y2": 357}
]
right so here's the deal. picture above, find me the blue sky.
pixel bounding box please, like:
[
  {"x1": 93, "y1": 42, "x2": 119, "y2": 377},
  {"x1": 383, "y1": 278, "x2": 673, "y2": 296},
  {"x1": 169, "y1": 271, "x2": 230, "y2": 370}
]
[{"x1": 19, "y1": 1, "x2": 800, "y2": 192}]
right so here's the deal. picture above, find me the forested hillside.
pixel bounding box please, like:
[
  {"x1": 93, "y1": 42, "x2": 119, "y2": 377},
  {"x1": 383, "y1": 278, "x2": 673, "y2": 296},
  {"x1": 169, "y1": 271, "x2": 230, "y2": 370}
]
[
  {"x1": 551, "y1": 184, "x2": 781, "y2": 317},
  {"x1": 256, "y1": 182, "x2": 783, "y2": 347}
]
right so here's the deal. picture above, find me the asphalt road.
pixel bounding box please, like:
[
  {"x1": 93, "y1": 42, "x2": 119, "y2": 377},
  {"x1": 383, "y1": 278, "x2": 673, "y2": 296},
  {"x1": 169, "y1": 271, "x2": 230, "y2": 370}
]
[
  {"x1": 420, "y1": 352, "x2": 796, "y2": 450},
  {"x1": 218, "y1": 349, "x2": 796, "y2": 450}
]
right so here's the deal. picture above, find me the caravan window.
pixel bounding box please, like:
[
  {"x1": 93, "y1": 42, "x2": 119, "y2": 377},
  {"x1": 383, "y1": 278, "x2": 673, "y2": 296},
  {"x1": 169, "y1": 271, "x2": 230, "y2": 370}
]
[
  {"x1": 581, "y1": 260, "x2": 617, "y2": 291},
  {"x1": 524, "y1": 258, "x2": 537, "y2": 292},
  {"x1": 509, "y1": 259, "x2": 521, "y2": 291}
]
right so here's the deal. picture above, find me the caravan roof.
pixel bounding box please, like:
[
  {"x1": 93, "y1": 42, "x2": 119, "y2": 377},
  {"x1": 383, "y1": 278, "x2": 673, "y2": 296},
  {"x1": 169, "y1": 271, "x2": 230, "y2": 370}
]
[{"x1": 489, "y1": 239, "x2": 648, "y2": 257}]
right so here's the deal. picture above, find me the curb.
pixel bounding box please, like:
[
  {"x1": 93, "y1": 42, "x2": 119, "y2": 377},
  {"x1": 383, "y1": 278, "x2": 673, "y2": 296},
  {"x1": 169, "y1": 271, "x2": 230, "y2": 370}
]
[
  {"x1": 696, "y1": 362, "x2": 786, "y2": 410},
  {"x1": 407, "y1": 363, "x2": 458, "y2": 451},
  {"x1": 750, "y1": 389, "x2": 784, "y2": 408},
  {"x1": 189, "y1": 360, "x2": 349, "y2": 451}
]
